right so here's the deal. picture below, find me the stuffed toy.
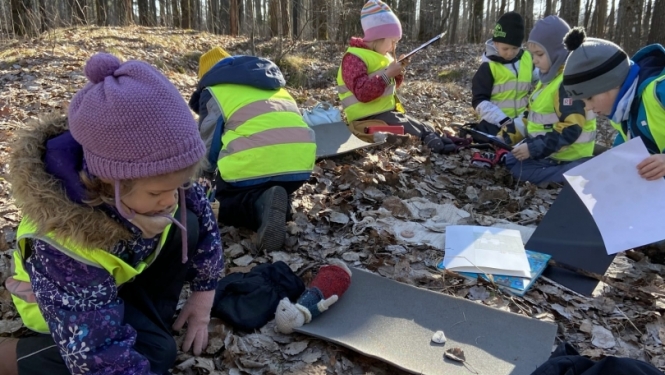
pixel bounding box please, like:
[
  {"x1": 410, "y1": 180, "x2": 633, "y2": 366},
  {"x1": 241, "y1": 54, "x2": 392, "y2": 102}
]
[{"x1": 275, "y1": 259, "x2": 352, "y2": 333}]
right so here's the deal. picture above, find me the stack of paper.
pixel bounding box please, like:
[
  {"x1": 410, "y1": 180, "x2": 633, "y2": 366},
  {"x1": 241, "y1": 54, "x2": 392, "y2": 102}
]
[{"x1": 442, "y1": 225, "x2": 531, "y2": 278}]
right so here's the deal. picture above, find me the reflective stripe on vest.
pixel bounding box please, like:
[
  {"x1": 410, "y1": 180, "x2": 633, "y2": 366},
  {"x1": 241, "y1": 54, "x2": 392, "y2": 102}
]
[
  {"x1": 336, "y1": 47, "x2": 397, "y2": 122},
  {"x1": 526, "y1": 74, "x2": 596, "y2": 161},
  {"x1": 9, "y1": 216, "x2": 173, "y2": 333},
  {"x1": 642, "y1": 75, "x2": 665, "y2": 152},
  {"x1": 209, "y1": 83, "x2": 316, "y2": 183},
  {"x1": 488, "y1": 52, "x2": 532, "y2": 118}
]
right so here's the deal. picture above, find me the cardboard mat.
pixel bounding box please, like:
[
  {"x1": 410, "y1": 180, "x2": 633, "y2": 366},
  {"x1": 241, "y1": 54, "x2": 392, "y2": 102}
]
[
  {"x1": 296, "y1": 268, "x2": 557, "y2": 375},
  {"x1": 312, "y1": 122, "x2": 381, "y2": 159},
  {"x1": 525, "y1": 183, "x2": 616, "y2": 296}
]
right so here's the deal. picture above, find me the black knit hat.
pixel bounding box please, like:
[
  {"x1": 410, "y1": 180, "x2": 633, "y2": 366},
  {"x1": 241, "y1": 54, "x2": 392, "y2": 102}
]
[{"x1": 493, "y1": 12, "x2": 525, "y2": 47}]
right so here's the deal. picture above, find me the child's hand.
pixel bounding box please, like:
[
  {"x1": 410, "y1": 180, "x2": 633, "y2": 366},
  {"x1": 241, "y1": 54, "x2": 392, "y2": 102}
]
[
  {"x1": 173, "y1": 290, "x2": 215, "y2": 356},
  {"x1": 512, "y1": 143, "x2": 531, "y2": 161},
  {"x1": 398, "y1": 54, "x2": 410, "y2": 66},
  {"x1": 637, "y1": 154, "x2": 665, "y2": 180},
  {"x1": 386, "y1": 61, "x2": 404, "y2": 78}
]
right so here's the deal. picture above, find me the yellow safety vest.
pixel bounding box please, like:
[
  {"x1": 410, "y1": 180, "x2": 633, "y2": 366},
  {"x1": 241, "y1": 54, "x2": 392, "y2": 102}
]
[
  {"x1": 336, "y1": 47, "x2": 402, "y2": 122},
  {"x1": 610, "y1": 120, "x2": 627, "y2": 143},
  {"x1": 9, "y1": 217, "x2": 172, "y2": 333},
  {"x1": 642, "y1": 75, "x2": 665, "y2": 151},
  {"x1": 527, "y1": 74, "x2": 596, "y2": 161},
  {"x1": 489, "y1": 52, "x2": 532, "y2": 118},
  {"x1": 208, "y1": 84, "x2": 316, "y2": 183}
]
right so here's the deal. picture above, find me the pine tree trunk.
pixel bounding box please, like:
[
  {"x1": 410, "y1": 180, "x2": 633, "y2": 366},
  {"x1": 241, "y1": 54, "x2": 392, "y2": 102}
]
[
  {"x1": 642, "y1": 0, "x2": 652, "y2": 45},
  {"x1": 648, "y1": 0, "x2": 665, "y2": 44},
  {"x1": 524, "y1": 0, "x2": 533, "y2": 38},
  {"x1": 608, "y1": 0, "x2": 616, "y2": 41},
  {"x1": 418, "y1": 0, "x2": 441, "y2": 41},
  {"x1": 292, "y1": 0, "x2": 300, "y2": 37},
  {"x1": 229, "y1": 0, "x2": 239, "y2": 35},
  {"x1": 269, "y1": 0, "x2": 278, "y2": 36},
  {"x1": 499, "y1": 0, "x2": 506, "y2": 15},
  {"x1": 619, "y1": 0, "x2": 642, "y2": 55}
]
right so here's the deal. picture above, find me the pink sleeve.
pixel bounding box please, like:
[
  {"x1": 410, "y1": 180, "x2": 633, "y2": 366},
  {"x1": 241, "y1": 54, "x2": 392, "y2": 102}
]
[{"x1": 341, "y1": 54, "x2": 388, "y2": 103}]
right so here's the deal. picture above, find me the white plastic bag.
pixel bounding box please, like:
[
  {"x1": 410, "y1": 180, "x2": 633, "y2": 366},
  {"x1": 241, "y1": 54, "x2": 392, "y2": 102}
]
[{"x1": 302, "y1": 101, "x2": 343, "y2": 126}]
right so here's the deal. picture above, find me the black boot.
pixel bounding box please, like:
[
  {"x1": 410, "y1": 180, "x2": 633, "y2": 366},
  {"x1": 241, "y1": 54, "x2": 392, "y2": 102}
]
[{"x1": 254, "y1": 186, "x2": 288, "y2": 251}]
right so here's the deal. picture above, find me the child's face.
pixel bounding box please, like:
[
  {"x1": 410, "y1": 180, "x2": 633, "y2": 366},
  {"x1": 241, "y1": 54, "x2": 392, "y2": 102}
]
[
  {"x1": 121, "y1": 171, "x2": 192, "y2": 216},
  {"x1": 582, "y1": 88, "x2": 620, "y2": 116},
  {"x1": 374, "y1": 38, "x2": 400, "y2": 55},
  {"x1": 494, "y1": 42, "x2": 520, "y2": 61},
  {"x1": 528, "y1": 43, "x2": 551, "y2": 74}
]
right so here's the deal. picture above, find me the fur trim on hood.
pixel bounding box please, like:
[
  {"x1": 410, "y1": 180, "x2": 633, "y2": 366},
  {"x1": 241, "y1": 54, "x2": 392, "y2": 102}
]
[{"x1": 9, "y1": 114, "x2": 131, "y2": 251}]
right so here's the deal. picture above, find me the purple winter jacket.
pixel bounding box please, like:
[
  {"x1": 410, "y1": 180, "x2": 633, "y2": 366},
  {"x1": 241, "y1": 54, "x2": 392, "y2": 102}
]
[{"x1": 8, "y1": 116, "x2": 224, "y2": 374}]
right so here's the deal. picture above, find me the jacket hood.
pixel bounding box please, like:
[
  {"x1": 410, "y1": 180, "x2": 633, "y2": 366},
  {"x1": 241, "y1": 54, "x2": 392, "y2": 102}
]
[
  {"x1": 350, "y1": 37, "x2": 371, "y2": 49},
  {"x1": 9, "y1": 115, "x2": 131, "y2": 251},
  {"x1": 632, "y1": 44, "x2": 665, "y2": 90},
  {"x1": 482, "y1": 39, "x2": 523, "y2": 64},
  {"x1": 189, "y1": 55, "x2": 286, "y2": 113}
]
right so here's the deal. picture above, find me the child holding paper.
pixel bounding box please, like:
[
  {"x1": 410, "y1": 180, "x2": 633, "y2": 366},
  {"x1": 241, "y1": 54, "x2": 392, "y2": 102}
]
[
  {"x1": 491, "y1": 16, "x2": 597, "y2": 185},
  {"x1": 336, "y1": 0, "x2": 463, "y2": 154},
  {"x1": 562, "y1": 28, "x2": 665, "y2": 180}
]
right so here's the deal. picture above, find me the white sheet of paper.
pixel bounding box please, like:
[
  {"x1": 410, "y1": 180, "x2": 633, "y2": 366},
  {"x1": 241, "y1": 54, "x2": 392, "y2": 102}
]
[
  {"x1": 443, "y1": 226, "x2": 531, "y2": 278},
  {"x1": 563, "y1": 137, "x2": 665, "y2": 255}
]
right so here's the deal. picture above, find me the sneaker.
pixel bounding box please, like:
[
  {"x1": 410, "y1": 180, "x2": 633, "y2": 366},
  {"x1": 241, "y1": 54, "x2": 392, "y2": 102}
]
[
  {"x1": 254, "y1": 186, "x2": 288, "y2": 252},
  {"x1": 494, "y1": 148, "x2": 509, "y2": 165}
]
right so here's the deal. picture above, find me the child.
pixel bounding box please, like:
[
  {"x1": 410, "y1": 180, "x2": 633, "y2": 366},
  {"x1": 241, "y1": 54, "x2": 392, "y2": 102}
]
[
  {"x1": 0, "y1": 53, "x2": 224, "y2": 375},
  {"x1": 336, "y1": 0, "x2": 459, "y2": 154},
  {"x1": 471, "y1": 11, "x2": 531, "y2": 138},
  {"x1": 189, "y1": 48, "x2": 316, "y2": 252},
  {"x1": 494, "y1": 15, "x2": 597, "y2": 185},
  {"x1": 562, "y1": 28, "x2": 665, "y2": 181}
]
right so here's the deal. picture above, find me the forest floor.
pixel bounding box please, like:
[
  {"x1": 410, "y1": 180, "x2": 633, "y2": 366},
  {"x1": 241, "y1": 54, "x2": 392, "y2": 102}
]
[{"x1": 1, "y1": 26, "x2": 664, "y2": 375}]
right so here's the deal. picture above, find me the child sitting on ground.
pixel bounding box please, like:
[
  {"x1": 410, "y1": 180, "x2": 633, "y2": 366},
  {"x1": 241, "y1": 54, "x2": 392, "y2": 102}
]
[
  {"x1": 471, "y1": 11, "x2": 532, "y2": 142},
  {"x1": 562, "y1": 28, "x2": 665, "y2": 180},
  {"x1": 337, "y1": 0, "x2": 462, "y2": 154},
  {"x1": 0, "y1": 53, "x2": 224, "y2": 375},
  {"x1": 482, "y1": 15, "x2": 597, "y2": 185}
]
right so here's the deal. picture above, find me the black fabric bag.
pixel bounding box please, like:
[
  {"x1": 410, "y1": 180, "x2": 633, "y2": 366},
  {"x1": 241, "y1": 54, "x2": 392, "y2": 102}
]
[{"x1": 531, "y1": 342, "x2": 664, "y2": 375}]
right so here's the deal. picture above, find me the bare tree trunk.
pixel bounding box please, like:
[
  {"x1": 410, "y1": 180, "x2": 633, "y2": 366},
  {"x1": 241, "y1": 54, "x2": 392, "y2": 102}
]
[
  {"x1": 280, "y1": 0, "x2": 290, "y2": 37},
  {"x1": 559, "y1": 0, "x2": 581, "y2": 26},
  {"x1": 642, "y1": 0, "x2": 652, "y2": 45},
  {"x1": 524, "y1": 0, "x2": 534, "y2": 38},
  {"x1": 269, "y1": 0, "x2": 278, "y2": 36},
  {"x1": 648, "y1": 0, "x2": 665, "y2": 44},
  {"x1": 545, "y1": 0, "x2": 553, "y2": 16},
  {"x1": 448, "y1": 0, "x2": 460, "y2": 44},
  {"x1": 68, "y1": 0, "x2": 87, "y2": 24},
  {"x1": 292, "y1": 0, "x2": 299, "y2": 38},
  {"x1": 138, "y1": 0, "x2": 150, "y2": 25},
  {"x1": 619, "y1": 0, "x2": 642, "y2": 55},
  {"x1": 499, "y1": 0, "x2": 505, "y2": 15},
  {"x1": 180, "y1": 0, "x2": 190, "y2": 28},
  {"x1": 95, "y1": 0, "x2": 106, "y2": 25},
  {"x1": 582, "y1": 0, "x2": 592, "y2": 28},
  {"x1": 229, "y1": 0, "x2": 239, "y2": 35},
  {"x1": 608, "y1": 0, "x2": 616, "y2": 41},
  {"x1": 419, "y1": 0, "x2": 442, "y2": 40},
  {"x1": 590, "y1": 0, "x2": 607, "y2": 37},
  {"x1": 397, "y1": 0, "x2": 415, "y2": 39},
  {"x1": 467, "y1": 0, "x2": 482, "y2": 43},
  {"x1": 314, "y1": 0, "x2": 326, "y2": 39}
]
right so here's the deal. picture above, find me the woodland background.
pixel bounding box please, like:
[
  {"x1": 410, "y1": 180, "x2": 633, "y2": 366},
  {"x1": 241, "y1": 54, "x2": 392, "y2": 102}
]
[{"x1": 2, "y1": 0, "x2": 665, "y2": 55}]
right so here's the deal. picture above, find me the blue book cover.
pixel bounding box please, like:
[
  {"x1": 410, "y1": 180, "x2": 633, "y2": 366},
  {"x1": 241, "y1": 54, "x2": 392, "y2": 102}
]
[{"x1": 437, "y1": 250, "x2": 551, "y2": 297}]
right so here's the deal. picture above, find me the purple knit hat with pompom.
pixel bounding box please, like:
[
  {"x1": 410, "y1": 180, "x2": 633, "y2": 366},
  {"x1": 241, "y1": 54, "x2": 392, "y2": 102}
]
[{"x1": 68, "y1": 53, "x2": 205, "y2": 180}]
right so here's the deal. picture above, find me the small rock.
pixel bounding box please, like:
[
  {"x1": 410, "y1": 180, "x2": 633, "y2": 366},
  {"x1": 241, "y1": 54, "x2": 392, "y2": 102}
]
[
  {"x1": 401, "y1": 230, "x2": 415, "y2": 238},
  {"x1": 431, "y1": 330, "x2": 447, "y2": 344},
  {"x1": 465, "y1": 186, "x2": 478, "y2": 202}
]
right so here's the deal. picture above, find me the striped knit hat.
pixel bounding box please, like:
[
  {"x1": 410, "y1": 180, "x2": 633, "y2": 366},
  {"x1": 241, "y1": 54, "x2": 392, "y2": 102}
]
[{"x1": 361, "y1": 0, "x2": 402, "y2": 42}]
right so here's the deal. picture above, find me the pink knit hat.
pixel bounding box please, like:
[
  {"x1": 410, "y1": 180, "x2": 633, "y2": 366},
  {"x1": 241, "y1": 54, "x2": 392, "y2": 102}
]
[
  {"x1": 68, "y1": 53, "x2": 205, "y2": 181},
  {"x1": 361, "y1": 0, "x2": 402, "y2": 42}
]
